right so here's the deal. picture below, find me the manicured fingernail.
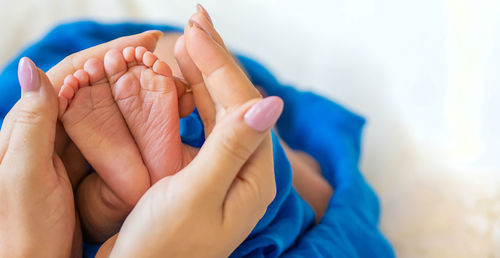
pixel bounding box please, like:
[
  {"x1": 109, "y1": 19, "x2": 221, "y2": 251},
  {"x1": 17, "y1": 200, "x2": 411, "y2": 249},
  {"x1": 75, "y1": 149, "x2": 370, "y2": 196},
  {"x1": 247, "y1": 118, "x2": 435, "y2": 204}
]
[
  {"x1": 244, "y1": 96, "x2": 284, "y2": 132},
  {"x1": 196, "y1": 3, "x2": 213, "y2": 24},
  {"x1": 18, "y1": 57, "x2": 40, "y2": 93},
  {"x1": 188, "y1": 19, "x2": 213, "y2": 39}
]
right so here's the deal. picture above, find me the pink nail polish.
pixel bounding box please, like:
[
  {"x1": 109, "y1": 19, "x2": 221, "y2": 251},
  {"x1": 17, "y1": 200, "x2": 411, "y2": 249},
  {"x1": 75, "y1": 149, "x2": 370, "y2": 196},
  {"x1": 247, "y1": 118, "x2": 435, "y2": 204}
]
[
  {"x1": 244, "y1": 96, "x2": 284, "y2": 132},
  {"x1": 18, "y1": 57, "x2": 40, "y2": 93}
]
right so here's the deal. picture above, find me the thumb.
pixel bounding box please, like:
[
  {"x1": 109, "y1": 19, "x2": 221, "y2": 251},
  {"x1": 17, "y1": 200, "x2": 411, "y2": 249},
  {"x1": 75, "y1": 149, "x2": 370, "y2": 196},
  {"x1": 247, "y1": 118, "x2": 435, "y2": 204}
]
[
  {"x1": 185, "y1": 96, "x2": 283, "y2": 196},
  {"x1": 1, "y1": 57, "x2": 58, "y2": 169}
]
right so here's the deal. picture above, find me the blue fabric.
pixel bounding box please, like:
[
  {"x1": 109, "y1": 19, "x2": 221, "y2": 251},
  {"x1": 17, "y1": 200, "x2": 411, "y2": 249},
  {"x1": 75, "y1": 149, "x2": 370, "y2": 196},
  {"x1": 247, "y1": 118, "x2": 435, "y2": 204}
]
[{"x1": 0, "y1": 21, "x2": 394, "y2": 257}]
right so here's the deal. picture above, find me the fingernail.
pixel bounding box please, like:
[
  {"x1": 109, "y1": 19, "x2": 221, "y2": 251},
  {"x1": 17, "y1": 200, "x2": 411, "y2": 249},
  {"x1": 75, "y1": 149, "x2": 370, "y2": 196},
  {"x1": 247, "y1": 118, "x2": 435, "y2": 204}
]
[
  {"x1": 244, "y1": 96, "x2": 284, "y2": 132},
  {"x1": 143, "y1": 30, "x2": 164, "y2": 39},
  {"x1": 188, "y1": 19, "x2": 213, "y2": 39},
  {"x1": 18, "y1": 57, "x2": 40, "y2": 93},
  {"x1": 196, "y1": 3, "x2": 213, "y2": 24}
]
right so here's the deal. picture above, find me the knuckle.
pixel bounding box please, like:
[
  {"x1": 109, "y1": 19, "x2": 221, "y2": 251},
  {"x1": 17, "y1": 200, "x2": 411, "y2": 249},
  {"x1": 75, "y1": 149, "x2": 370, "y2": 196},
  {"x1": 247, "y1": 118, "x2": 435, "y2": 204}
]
[
  {"x1": 14, "y1": 105, "x2": 49, "y2": 126},
  {"x1": 207, "y1": 61, "x2": 232, "y2": 82},
  {"x1": 244, "y1": 176, "x2": 261, "y2": 201},
  {"x1": 62, "y1": 53, "x2": 74, "y2": 64},
  {"x1": 239, "y1": 171, "x2": 275, "y2": 212},
  {"x1": 63, "y1": 53, "x2": 77, "y2": 70},
  {"x1": 219, "y1": 126, "x2": 251, "y2": 162},
  {"x1": 61, "y1": 52, "x2": 80, "y2": 76},
  {"x1": 256, "y1": 178, "x2": 276, "y2": 209},
  {"x1": 245, "y1": 158, "x2": 276, "y2": 205}
]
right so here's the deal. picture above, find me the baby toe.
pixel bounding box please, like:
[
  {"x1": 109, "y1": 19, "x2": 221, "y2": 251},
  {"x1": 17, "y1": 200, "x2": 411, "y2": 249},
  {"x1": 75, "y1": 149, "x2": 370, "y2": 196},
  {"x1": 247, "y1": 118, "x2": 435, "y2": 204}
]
[
  {"x1": 73, "y1": 69, "x2": 90, "y2": 87},
  {"x1": 84, "y1": 58, "x2": 107, "y2": 84},
  {"x1": 59, "y1": 84, "x2": 75, "y2": 100},
  {"x1": 103, "y1": 49, "x2": 128, "y2": 84},
  {"x1": 142, "y1": 51, "x2": 158, "y2": 67},
  {"x1": 123, "y1": 47, "x2": 136, "y2": 67},
  {"x1": 152, "y1": 60, "x2": 173, "y2": 77},
  {"x1": 64, "y1": 74, "x2": 80, "y2": 92},
  {"x1": 135, "y1": 46, "x2": 147, "y2": 63}
]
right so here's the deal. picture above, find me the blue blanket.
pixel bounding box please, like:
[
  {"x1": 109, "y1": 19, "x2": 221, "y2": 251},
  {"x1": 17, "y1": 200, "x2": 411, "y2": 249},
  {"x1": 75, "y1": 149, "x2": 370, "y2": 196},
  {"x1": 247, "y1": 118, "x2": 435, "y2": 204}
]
[{"x1": 0, "y1": 21, "x2": 394, "y2": 257}]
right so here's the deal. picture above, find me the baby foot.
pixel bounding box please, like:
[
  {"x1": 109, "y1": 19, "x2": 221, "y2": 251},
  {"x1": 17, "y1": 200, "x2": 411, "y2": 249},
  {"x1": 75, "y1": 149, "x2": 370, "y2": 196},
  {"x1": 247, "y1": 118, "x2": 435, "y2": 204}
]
[
  {"x1": 59, "y1": 46, "x2": 195, "y2": 187},
  {"x1": 59, "y1": 48, "x2": 199, "y2": 241},
  {"x1": 59, "y1": 56, "x2": 154, "y2": 241},
  {"x1": 104, "y1": 46, "x2": 195, "y2": 183},
  {"x1": 59, "y1": 58, "x2": 150, "y2": 207}
]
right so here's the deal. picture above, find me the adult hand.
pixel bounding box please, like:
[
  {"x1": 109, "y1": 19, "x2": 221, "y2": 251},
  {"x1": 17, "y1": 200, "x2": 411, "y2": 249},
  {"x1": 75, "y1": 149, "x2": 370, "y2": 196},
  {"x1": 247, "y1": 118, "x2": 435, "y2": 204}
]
[
  {"x1": 104, "y1": 97, "x2": 282, "y2": 258},
  {"x1": 0, "y1": 58, "x2": 75, "y2": 257},
  {"x1": 96, "y1": 6, "x2": 282, "y2": 257}
]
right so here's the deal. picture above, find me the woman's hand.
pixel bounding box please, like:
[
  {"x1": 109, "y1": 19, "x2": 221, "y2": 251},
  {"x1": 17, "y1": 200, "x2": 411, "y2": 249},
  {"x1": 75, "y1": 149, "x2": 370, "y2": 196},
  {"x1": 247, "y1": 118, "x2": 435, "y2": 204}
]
[
  {"x1": 97, "y1": 7, "x2": 282, "y2": 257},
  {"x1": 0, "y1": 58, "x2": 75, "y2": 257},
  {"x1": 106, "y1": 96, "x2": 282, "y2": 258}
]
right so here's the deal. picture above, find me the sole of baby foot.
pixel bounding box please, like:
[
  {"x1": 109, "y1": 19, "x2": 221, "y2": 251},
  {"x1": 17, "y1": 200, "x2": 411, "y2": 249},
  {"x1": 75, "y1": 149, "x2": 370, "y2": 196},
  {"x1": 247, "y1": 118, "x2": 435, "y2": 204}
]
[
  {"x1": 58, "y1": 57, "x2": 151, "y2": 242},
  {"x1": 105, "y1": 46, "x2": 191, "y2": 183},
  {"x1": 58, "y1": 58, "x2": 150, "y2": 206}
]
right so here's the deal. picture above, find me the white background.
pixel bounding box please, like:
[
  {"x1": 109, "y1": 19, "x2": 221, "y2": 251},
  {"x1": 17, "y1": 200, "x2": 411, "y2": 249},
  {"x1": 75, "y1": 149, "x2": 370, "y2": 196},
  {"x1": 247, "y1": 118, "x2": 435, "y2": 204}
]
[{"x1": 1, "y1": 0, "x2": 499, "y2": 256}]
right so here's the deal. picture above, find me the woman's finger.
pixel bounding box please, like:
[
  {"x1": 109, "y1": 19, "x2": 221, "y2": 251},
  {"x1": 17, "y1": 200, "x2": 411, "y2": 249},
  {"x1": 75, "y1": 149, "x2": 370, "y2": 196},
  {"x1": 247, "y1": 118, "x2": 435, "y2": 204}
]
[
  {"x1": 184, "y1": 96, "x2": 283, "y2": 199},
  {"x1": 174, "y1": 35, "x2": 216, "y2": 136},
  {"x1": 184, "y1": 15, "x2": 260, "y2": 109},
  {"x1": 192, "y1": 5, "x2": 227, "y2": 51},
  {"x1": 175, "y1": 6, "x2": 230, "y2": 136},
  {"x1": 2, "y1": 58, "x2": 58, "y2": 172},
  {"x1": 173, "y1": 77, "x2": 196, "y2": 118},
  {"x1": 47, "y1": 30, "x2": 163, "y2": 92}
]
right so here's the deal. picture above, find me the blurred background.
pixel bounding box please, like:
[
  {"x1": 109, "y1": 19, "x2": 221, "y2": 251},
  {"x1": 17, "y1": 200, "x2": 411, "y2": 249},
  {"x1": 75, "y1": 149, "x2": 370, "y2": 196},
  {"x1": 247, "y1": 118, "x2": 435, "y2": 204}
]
[{"x1": 1, "y1": 0, "x2": 500, "y2": 257}]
